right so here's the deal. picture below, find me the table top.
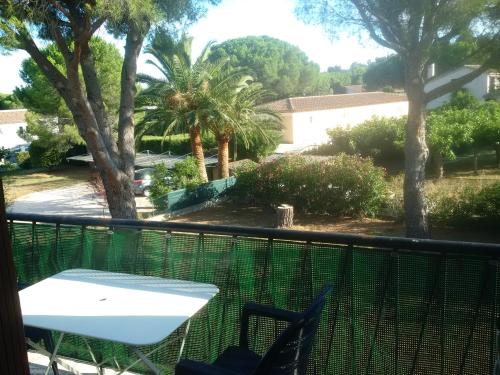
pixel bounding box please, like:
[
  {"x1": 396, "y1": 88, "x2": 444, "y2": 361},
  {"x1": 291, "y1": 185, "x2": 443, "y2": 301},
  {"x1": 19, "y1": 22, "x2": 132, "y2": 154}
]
[{"x1": 19, "y1": 269, "x2": 219, "y2": 346}]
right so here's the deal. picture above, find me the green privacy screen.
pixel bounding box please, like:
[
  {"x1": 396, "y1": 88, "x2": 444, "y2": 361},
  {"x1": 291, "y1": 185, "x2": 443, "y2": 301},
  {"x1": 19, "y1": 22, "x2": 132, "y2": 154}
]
[
  {"x1": 10, "y1": 222, "x2": 499, "y2": 374},
  {"x1": 162, "y1": 177, "x2": 236, "y2": 212}
]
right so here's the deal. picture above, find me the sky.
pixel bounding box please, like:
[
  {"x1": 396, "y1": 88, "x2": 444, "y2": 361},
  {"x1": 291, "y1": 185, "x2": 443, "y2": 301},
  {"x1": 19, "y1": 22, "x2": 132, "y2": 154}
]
[{"x1": 0, "y1": 0, "x2": 391, "y2": 94}]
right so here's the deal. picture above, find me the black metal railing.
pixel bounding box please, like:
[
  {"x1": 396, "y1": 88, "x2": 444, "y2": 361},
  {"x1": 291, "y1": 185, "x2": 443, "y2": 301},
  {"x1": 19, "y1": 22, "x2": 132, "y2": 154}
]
[{"x1": 7, "y1": 212, "x2": 500, "y2": 374}]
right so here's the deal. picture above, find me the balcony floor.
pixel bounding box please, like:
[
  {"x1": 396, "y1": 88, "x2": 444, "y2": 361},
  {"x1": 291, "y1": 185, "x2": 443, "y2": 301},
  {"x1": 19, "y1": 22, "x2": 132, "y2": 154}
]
[{"x1": 28, "y1": 351, "x2": 140, "y2": 375}]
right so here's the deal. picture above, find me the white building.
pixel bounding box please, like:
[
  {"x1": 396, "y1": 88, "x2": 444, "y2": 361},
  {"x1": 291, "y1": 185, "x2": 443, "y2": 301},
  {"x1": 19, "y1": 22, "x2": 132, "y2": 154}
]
[
  {"x1": 262, "y1": 92, "x2": 408, "y2": 153},
  {"x1": 425, "y1": 65, "x2": 500, "y2": 109},
  {"x1": 0, "y1": 109, "x2": 28, "y2": 152}
]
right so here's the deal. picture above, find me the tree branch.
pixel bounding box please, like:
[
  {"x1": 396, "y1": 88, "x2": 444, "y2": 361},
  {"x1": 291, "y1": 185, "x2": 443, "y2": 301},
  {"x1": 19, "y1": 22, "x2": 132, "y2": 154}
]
[
  {"x1": 80, "y1": 38, "x2": 119, "y2": 163},
  {"x1": 118, "y1": 24, "x2": 149, "y2": 177},
  {"x1": 47, "y1": 0, "x2": 71, "y2": 20},
  {"x1": 425, "y1": 63, "x2": 492, "y2": 103},
  {"x1": 16, "y1": 27, "x2": 68, "y2": 97},
  {"x1": 90, "y1": 17, "x2": 106, "y2": 35},
  {"x1": 48, "y1": 19, "x2": 72, "y2": 65},
  {"x1": 351, "y1": 0, "x2": 404, "y2": 53}
]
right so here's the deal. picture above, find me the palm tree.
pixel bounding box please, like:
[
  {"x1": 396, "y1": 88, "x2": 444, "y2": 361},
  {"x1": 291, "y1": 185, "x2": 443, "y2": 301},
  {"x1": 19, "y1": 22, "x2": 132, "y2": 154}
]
[
  {"x1": 136, "y1": 34, "x2": 218, "y2": 183},
  {"x1": 206, "y1": 73, "x2": 282, "y2": 178}
]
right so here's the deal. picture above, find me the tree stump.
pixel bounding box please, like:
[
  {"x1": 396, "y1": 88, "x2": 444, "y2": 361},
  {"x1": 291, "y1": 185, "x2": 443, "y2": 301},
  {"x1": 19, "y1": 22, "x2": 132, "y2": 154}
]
[{"x1": 276, "y1": 204, "x2": 294, "y2": 228}]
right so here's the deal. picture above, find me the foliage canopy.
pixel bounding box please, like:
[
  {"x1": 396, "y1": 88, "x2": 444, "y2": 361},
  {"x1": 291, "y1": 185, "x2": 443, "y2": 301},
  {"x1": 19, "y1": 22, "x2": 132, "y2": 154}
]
[{"x1": 209, "y1": 36, "x2": 320, "y2": 99}]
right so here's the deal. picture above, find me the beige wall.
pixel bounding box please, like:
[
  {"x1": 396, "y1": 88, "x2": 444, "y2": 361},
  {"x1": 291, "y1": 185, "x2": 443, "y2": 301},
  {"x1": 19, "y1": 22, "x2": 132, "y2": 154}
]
[
  {"x1": 288, "y1": 101, "x2": 408, "y2": 147},
  {"x1": 281, "y1": 113, "x2": 294, "y2": 144}
]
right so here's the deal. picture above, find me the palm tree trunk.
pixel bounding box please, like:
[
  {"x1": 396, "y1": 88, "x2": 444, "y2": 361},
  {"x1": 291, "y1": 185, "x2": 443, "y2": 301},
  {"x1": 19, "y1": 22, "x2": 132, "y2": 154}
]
[
  {"x1": 233, "y1": 137, "x2": 238, "y2": 161},
  {"x1": 217, "y1": 134, "x2": 230, "y2": 178},
  {"x1": 190, "y1": 125, "x2": 208, "y2": 182}
]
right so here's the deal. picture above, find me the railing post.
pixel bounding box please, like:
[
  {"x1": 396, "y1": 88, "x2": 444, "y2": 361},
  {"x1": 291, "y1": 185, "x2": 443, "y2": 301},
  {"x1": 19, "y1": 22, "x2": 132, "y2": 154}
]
[
  {"x1": 348, "y1": 243, "x2": 356, "y2": 374},
  {"x1": 0, "y1": 178, "x2": 30, "y2": 374}
]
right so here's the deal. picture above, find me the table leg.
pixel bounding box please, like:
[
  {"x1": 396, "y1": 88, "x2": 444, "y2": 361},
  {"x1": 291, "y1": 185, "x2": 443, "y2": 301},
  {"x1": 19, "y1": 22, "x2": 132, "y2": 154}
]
[
  {"x1": 118, "y1": 319, "x2": 192, "y2": 375},
  {"x1": 131, "y1": 347, "x2": 161, "y2": 375},
  {"x1": 117, "y1": 345, "x2": 165, "y2": 375},
  {"x1": 83, "y1": 337, "x2": 105, "y2": 375},
  {"x1": 177, "y1": 319, "x2": 191, "y2": 362},
  {"x1": 44, "y1": 333, "x2": 64, "y2": 375},
  {"x1": 26, "y1": 337, "x2": 81, "y2": 375}
]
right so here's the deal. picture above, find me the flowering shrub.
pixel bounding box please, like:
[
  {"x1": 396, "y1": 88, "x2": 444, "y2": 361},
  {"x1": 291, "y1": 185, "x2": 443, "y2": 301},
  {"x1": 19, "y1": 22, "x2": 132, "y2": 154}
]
[{"x1": 232, "y1": 154, "x2": 388, "y2": 217}]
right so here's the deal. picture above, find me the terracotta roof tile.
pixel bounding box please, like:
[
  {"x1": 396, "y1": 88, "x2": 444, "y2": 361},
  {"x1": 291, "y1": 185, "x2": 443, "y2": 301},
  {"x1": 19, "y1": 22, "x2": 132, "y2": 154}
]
[
  {"x1": 261, "y1": 92, "x2": 407, "y2": 113},
  {"x1": 0, "y1": 110, "x2": 27, "y2": 125}
]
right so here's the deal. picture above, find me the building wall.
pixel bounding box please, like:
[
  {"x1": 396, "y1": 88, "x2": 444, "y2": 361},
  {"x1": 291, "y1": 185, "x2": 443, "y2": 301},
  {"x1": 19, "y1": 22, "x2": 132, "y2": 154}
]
[
  {"x1": 281, "y1": 113, "x2": 294, "y2": 143},
  {"x1": 425, "y1": 67, "x2": 490, "y2": 109},
  {"x1": 0, "y1": 123, "x2": 28, "y2": 150},
  {"x1": 287, "y1": 101, "x2": 408, "y2": 146}
]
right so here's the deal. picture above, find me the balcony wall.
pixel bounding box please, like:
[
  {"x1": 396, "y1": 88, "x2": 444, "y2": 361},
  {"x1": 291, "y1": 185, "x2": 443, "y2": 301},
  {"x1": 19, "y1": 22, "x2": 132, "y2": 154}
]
[{"x1": 7, "y1": 213, "x2": 500, "y2": 374}]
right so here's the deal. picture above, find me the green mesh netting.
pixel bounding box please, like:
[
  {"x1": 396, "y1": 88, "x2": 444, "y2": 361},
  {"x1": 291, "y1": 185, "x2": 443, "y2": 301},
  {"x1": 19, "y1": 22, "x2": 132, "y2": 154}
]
[{"x1": 10, "y1": 222, "x2": 499, "y2": 374}]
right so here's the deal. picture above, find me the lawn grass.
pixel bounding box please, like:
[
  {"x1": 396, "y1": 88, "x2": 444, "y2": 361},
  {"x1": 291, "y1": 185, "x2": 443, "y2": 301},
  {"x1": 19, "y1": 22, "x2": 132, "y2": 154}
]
[
  {"x1": 2, "y1": 166, "x2": 92, "y2": 204},
  {"x1": 389, "y1": 167, "x2": 500, "y2": 196}
]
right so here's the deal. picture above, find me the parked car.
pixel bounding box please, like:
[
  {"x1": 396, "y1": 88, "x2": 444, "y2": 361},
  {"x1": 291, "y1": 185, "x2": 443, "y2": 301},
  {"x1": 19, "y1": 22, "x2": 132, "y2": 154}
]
[{"x1": 133, "y1": 168, "x2": 154, "y2": 196}]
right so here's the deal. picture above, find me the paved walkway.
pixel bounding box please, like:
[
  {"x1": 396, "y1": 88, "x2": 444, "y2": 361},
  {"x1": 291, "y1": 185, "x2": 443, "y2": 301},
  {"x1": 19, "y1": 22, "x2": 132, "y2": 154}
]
[
  {"x1": 7, "y1": 182, "x2": 154, "y2": 219},
  {"x1": 8, "y1": 183, "x2": 110, "y2": 217}
]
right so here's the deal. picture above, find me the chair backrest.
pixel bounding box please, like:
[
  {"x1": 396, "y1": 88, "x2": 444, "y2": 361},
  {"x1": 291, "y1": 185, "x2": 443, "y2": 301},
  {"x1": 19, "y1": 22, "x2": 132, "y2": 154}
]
[{"x1": 255, "y1": 285, "x2": 333, "y2": 375}]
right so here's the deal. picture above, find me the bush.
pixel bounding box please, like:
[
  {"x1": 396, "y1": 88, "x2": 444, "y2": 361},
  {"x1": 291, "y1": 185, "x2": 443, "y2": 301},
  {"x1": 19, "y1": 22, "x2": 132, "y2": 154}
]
[
  {"x1": 231, "y1": 154, "x2": 388, "y2": 217},
  {"x1": 429, "y1": 182, "x2": 500, "y2": 228},
  {"x1": 16, "y1": 151, "x2": 31, "y2": 169},
  {"x1": 171, "y1": 156, "x2": 204, "y2": 189},
  {"x1": 149, "y1": 156, "x2": 203, "y2": 209},
  {"x1": 40, "y1": 148, "x2": 66, "y2": 168},
  {"x1": 0, "y1": 163, "x2": 17, "y2": 173},
  {"x1": 324, "y1": 116, "x2": 406, "y2": 164},
  {"x1": 230, "y1": 160, "x2": 259, "y2": 198},
  {"x1": 149, "y1": 164, "x2": 173, "y2": 210},
  {"x1": 447, "y1": 89, "x2": 480, "y2": 110},
  {"x1": 28, "y1": 142, "x2": 66, "y2": 168},
  {"x1": 233, "y1": 130, "x2": 282, "y2": 161}
]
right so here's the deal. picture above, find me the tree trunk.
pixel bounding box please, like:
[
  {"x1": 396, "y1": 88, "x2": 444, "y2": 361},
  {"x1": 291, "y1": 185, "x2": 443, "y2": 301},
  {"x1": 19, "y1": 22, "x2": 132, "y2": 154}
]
[
  {"x1": 217, "y1": 134, "x2": 230, "y2": 178},
  {"x1": 118, "y1": 26, "x2": 145, "y2": 181},
  {"x1": 276, "y1": 204, "x2": 294, "y2": 228},
  {"x1": 433, "y1": 152, "x2": 444, "y2": 179},
  {"x1": 404, "y1": 62, "x2": 430, "y2": 238},
  {"x1": 495, "y1": 142, "x2": 500, "y2": 169},
  {"x1": 65, "y1": 83, "x2": 137, "y2": 219},
  {"x1": 19, "y1": 22, "x2": 139, "y2": 219},
  {"x1": 190, "y1": 126, "x2": 209, "y2": 183},
  {"x1": 0, "y1": 178, "x2": 30, "y2": 375},
  {"x1": 80, "y1": 40, "x2": 118, "y2": 164},
  {"x1": 473, "y1": 150, "x2": 479, "y2": 175}
]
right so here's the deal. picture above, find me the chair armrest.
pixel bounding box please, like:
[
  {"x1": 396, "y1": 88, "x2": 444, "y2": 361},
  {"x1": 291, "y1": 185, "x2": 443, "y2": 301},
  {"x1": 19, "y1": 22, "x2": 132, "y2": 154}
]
[
  {"x1": 175, "y1": 359, "x2": 240, "y2": 375},
  {"x1": 239, "y1": 302, "x2": 300, "y2": 348}
]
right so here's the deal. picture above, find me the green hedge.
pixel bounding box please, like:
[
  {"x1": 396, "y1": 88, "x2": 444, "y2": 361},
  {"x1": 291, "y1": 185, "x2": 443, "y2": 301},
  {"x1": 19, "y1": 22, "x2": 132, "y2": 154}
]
[
  {"x1": 231, "y1": 154, "x2": 388, "y2": 217},
  {"x1": 137, "y1": 134, "x2": 217, "y2": 155}
]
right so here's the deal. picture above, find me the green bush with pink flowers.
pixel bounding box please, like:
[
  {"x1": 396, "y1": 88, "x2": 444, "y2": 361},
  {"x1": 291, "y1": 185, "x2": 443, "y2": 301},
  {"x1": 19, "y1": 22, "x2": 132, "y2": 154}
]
[{"x1": 231, "y1": 154, "x2": 388, "y2": 217}]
